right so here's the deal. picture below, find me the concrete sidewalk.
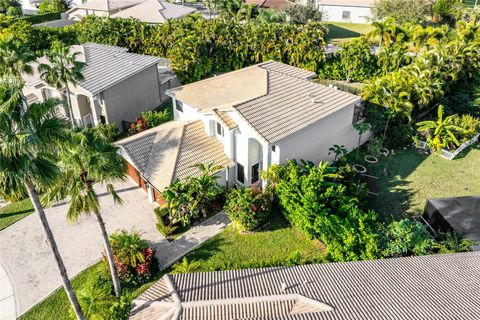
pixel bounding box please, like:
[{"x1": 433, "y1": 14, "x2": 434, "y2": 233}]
[{"x1": 0, "y1": 260, "x2": 16, "y2": 320}]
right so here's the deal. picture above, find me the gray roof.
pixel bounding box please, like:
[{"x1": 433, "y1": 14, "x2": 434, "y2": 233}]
[
  {"x1": 117, "y1": 121, "x2": 232, "y2": 191},
  {"x1": 77, "y1": 43, "x2": 160, "y2": 95},
  {"x1": 236, "y1": 66, "x2": 360, "y2": 144},
  {"x1": 111, "y1": 0, "x2": 197, "y2": 23},
  {"x1": 168, "y1": 61, "x2": 359, "y2": 144},
  {"x1": 131, "y1": 252, "x2": 480, "y2": 320}
]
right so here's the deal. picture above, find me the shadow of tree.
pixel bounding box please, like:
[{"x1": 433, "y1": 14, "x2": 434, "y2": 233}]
[{"x1": 326, "y1": 24, "x2": 362, "y2": 41}]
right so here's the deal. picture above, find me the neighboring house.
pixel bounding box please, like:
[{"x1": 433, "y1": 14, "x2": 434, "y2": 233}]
[
  {"x1": 22, "y1": 43, "x2": 179, "y2": 131},
  {"x1": 130, "y1": 252, "x2": 480, "y2": 319},
  {"x1": 296, "y1": 0, "x2": 374, "y2": 23},
  {"x1": 116, "y1": 61, "x2": 366, "y2": 201},
  {"x1": 245, "y1": 0, "x2": 293, "y2": 11},
  {"x1": 67, "y1": 0, "x2": 197, "y2": 23}
]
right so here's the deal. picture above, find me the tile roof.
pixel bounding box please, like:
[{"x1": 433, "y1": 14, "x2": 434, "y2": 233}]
[
  {"x1": 245, "y1": 0, "x2": 293, "y2": 11},
  {"x1": 77, "y1": 43, "x2": 160, "y2": 95},
  {"x1": 116, "y1": 120, "x2": 232, "y2": 191},
  {"x1": 23, "y1": 43, "x2": 160, "y2": 96},
  {"x1": 167, "y1": 61, "x2": 358, "y2": 144},
  {"x1": 213, "y1": 109, "x2": 237, "y2": 129},
  {"x1": 68, "y1": 0, "x2": 143, "y2": 12},
  {"x1": 131, "y1": 252, "x2": 480, "y2": 320},
  {"x1": 316, "y1": 0, "x2": 375, "y2": 7},
  {"x1": 112, "y1": 0, "x2": 197, "y2": 24}
]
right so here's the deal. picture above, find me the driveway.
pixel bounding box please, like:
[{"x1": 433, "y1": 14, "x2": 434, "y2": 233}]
[{"x1": 0, "y1": 180, "x2": 164, "y2": 316}]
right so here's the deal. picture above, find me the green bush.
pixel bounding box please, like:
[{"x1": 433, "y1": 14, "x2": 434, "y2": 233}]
[
  {"x1": 451, "y1": 114, "x2": 480, "y2": 142},
  {"x1": 91, "y1": 123, "x2": 120, "y2": 142},
  {"x1": 154, "y1": 207, "x2": 179, "y2": 238},
  {"x1": 384, "y1": 219, "x2": 435, "y2": 257},
  {"x1": 224, "y1": 187, "x2": 272, "y2": 232},
  {"x1": 264, "y1": 161, "x2": 382, "y2": 262}
]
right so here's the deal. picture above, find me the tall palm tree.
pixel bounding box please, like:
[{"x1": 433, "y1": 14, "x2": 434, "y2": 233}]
[
  {"x1": 0, "y1": 79, "x2": 85, "y2": 320},
  {"x1": 38, "y1": 41, "x2": 86, "y2": 129},
  {"x1": 0, "y1": 38, "x2": 36, "y2": 79},
  {"x1": 43, "y1": 128, "x2": 127, "y2": 297}
]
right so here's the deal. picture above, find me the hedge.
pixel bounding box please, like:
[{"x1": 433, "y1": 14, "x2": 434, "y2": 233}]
[{"x1": 16, "y1": 11, "x2": 61, "y2": 25}]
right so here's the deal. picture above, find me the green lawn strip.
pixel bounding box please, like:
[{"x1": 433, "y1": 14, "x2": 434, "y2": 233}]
[
  {"x1": 0, "y1": 198, "x2": 34, "y2": 230},
  {"x1": 326, "y1": 22, "x2": 373, "y2": 44},
  {"x1": 358, "y1": 144, "x2": 480, "y2": 218},
  {"x1": 182, "y1": 215, "x2": 326, "y2": 272},
  {"x1": 19, "y1": 261, "x2": 164, "y2": 320}
]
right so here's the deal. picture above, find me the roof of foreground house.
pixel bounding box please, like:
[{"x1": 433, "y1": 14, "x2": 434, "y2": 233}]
[
  {"x1": 111, "y1": 0, "x2": 197, "y2": 24},
  {"x1": 130, "y1": 252, "x2": 480, "y2": 320},
  {"x1": 67, "y1": 0, "x2": 143, "y2": 13},
  {"x1": 116, "y1": 120, "x2": 233, "y2": 191},
  {"x1": 23, "y1": 43, "x2": 160, "y2": 96},
  {"x1": 167, "y1": 61, "x2": 359, "y2": 144}
]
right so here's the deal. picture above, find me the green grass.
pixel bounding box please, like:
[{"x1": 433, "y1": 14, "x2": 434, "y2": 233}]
[
  {"x1": 0, "y1": 198, "x2": 34, "y2": 230},
  {"x1": 326, "y1": 22, "x2": 373, "y2": 44},
  {"x1": 464, "y1": 0, "x2": 477, "y2": 8},
  {"x1": 20, "y1": 262, "x2": 164, "y2": 320},
  {"x1": 358, "y1": 144, "x2": 480, "y2": 218},
  {"x1": 181, "y1": 215, "x2": 326, "y2": 272}
]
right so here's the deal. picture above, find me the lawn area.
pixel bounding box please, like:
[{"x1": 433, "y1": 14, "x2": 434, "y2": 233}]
[
  {"x1": 360, "y1": 144, "x2": 480, "y2": 218},
  {"x1": 19, "y1": 261, "x2": 163, "y2": 320},
  {"x1": 325, "y1": 22, "x2": 373, "y2": 44},
  {"x1": 0, "y1": 198, "x2": 34, "y2": 230},
  {"x1": 181, "y1": 215, "x2": 326, "y2": 271}
]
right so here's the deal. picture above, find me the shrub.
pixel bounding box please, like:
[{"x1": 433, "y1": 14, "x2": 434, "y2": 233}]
[
  {"x1": 109, "y1": 230, "x2": 157, "y2": 286},
  {"x1": 128, "y1": 110, "x2": 171, "y2": 135},
  {"x1": 110, "y1": 293, "x2": 133, "y2": 320},
  {"x1": 451, "y1": 114, "x2": 480, "y2": 142},
  {"x1": 384, "y1": 219, "x2": 435, "y2": 257},
  {"x1": 434, "y1": 231, "x2": 473, "y2": 253},
  {"x1": 171, "y1": 257, "x2": 202, "y2": 274},
  {"x1": 264, "y1": 161, "x2": 382, "y2": 262},
  {"x1": 225, "y1": 187, "x2": 272, "y2": 232},
  {"x1": 92, "y1": 123, "x2": 120, "y2": 142},
  {"x1": 154, "y1": 207, "x2": 179, "y2": 238},
  {"x1": 15, "y1": 11, "x2": 61, "y2": 24}
]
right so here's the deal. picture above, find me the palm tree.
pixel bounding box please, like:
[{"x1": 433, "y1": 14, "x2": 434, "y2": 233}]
[
  {"x1": 416, "y1": 105, "x2": 465, "y2": 153},
  {"x1": 367, "y1": 17, "x2": 395, "y2": 51},
  {"x1": 43, "y1": 128, "x2": 127, "y2": 297},
  {"x1": 0, "y1": 79, "x2": 85, "y2": 320},
  {"x1": 109, "y1": 230, "x2": 147, "y2": 268},
  {"x1": 0, "y1": 38, "x2": 35, "y2": 79},
  {"x1": 255, "y1": 8, "x2": 285, "y2": 24},
  {"x1": 236, "y1": 3, "x2": 258, "y2": 23},
  {"x1": 38, "y1": 41, "x2": 86, "y2": 128}
]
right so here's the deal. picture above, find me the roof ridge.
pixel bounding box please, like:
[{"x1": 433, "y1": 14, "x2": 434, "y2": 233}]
[{"x1": 170, "y1": 121, "x2": 189, "y2": 184}]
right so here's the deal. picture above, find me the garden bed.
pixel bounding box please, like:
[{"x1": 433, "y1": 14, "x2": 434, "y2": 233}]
[{"x1": 417, "y1": 134, "x2": 479, "y2": 160}]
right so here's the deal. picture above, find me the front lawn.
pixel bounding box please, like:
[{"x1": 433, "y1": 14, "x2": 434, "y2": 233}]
[
  {"x1": 326, "y1": 22, "x2": 373, "y2": 43},
  {"x1": 359, "y1": 144, "x2": 480, "y2": 217},
  {"x1": 19, "y1": 261, "x2": 163, "y2": 320},
  {"x1": 181, "y1": 215, "x2": 326, "y2": 272},
  {"x1": 0, "y1": 198, "x2": 34, "y2": 230}
]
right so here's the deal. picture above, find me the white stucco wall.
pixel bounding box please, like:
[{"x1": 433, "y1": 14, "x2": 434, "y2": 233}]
[
  {"x1": 172, "y1": 98, "x2": 201, "y2": 122},
  {"x1": 319, "y1": 5, "x2": 372, "y2": 23},
  {"x1": 276, "y1": 104, "x2": 369, "y2": 165}
]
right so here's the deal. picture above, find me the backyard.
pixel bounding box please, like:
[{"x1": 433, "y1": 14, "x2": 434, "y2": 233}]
[
  {"x1": 325, "y1": 22, "x2": 373, "y2": 43},
  {"x1": 358, "y1": 144, "x2": 480, "y2": 218}
]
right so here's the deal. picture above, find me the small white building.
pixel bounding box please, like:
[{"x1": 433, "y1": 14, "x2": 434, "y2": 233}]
[
  {"x1": 297, "y1": 0, "x2": 374, "y2": 23},
  {"x1": 117, "y1": 61, "x2": 368, "y2": 202}
]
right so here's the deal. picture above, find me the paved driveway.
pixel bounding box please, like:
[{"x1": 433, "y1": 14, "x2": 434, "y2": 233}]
[{"x1": 0, "y1": 180, "x2": 165, "y2": 316}]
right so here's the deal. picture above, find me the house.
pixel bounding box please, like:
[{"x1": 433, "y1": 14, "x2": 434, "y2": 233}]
[
  {"x1": 130, "y1": 252, "x2": 480, "y2": 319},
  {"x1": 22, "y1": 43, "x2": 179, "y2": 131},
  {"x1": 116, "y1": 61, "x2": 366, "y2": 201},
  {"x1": 296, "y1": 0, "x2": 374, "y2": 23},
  {"x1": 245, "y1": 0, "x2": 293, "y2": 11},
  {"x1": 67, "y1": 0, "x2": 197, "y2": 23}
]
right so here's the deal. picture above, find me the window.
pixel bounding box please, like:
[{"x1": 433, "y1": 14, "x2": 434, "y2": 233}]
[
  {"x1": 236, "y1": 163, "x2": 245, "y2": 184},
  {"x1": 272, "y1": 145, "x2": 276, "y2": 152},
  {"x1": 175, "y1": 100, "x2": 183, "y2": 112},
  {"x1": 100, "y1": 115, "x2": 106, "y2": 124},
  {"x1": 251, "y1": 163, "x2": 260, "y2": 183},
  {"x1": 216, "y1": 122, "x2": 224, "y2": 137},
  {"x1": 352, "y1": 104, "x2": 365, "y2": 124},
  {"x1": 342, "y1": 11, "x2": 351, "y2": 20}
]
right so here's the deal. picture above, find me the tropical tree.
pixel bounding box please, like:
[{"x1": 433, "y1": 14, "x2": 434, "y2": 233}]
[
  {"x1": 216, "y1": 0, "x2": 243, "y2": 19},
  {"x1": 0, "y1": 37, "x2": 35, "y2": 79},
  {"x1": 416, "y1": 105, "x2": 465, "y2": 152},
  {"x1": 171, "y1": 257, "x2": 201, "y2": 274},
  {"x1": 339, "y1": 37, "x2": 373, "y2": 82},
  {"x1": 42, "y1": 128, "x2": 127, "y2": 297},
  {"x1": 109, "y1": 230, "x2": 147, "y2": 268},
  {"x1": 353, "y1": 122, "x2": 371, "y2": 152},
  {"x1": 367, "y1": 17, "x2": 395, "y2": 51},
  {"x1": 236, "y1": 3, "x2": 258, "y2": 23},
  {"x1": 255, "y1": 8, "x2": 285, "y2": 24},
  {"x1": 0, "y1": 79, "x2": 85, "y2": 319},
  {"x1": 38, "y1": 41, "x2": 85, "y2": 128},
  {"x1": 372, "y1": 0, "x2": 431, "y2": 24},
  {"x1": 282, "y1": 3, "x2": 322, "y2": 24}
]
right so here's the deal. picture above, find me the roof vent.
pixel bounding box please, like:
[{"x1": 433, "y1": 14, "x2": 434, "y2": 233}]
[{"x1": 281, "y1": 282, "x2": 287, "y2": 291}]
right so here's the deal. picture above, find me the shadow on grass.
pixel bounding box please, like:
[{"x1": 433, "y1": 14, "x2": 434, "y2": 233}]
[
  {"x1": 449, "y1": 142, "x2": 479, "y2": 160},
  {"x1": 326, "y1": 24, "x2": 362, "y2": 41},
  {"x1": 0, "y1": 208, "x2": 34, "y2": 219}
]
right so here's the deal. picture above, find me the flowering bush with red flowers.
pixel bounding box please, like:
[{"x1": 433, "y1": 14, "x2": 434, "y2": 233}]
[
  {"x1": 128, "y1": 110, "x2": 171, "y2": 135},
  {"x1": 108, "y1": 230, "x2": 159, "y2": 286},
  {"x1": 224, "y1": 187, "x2": 272, "y2": 232}
]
